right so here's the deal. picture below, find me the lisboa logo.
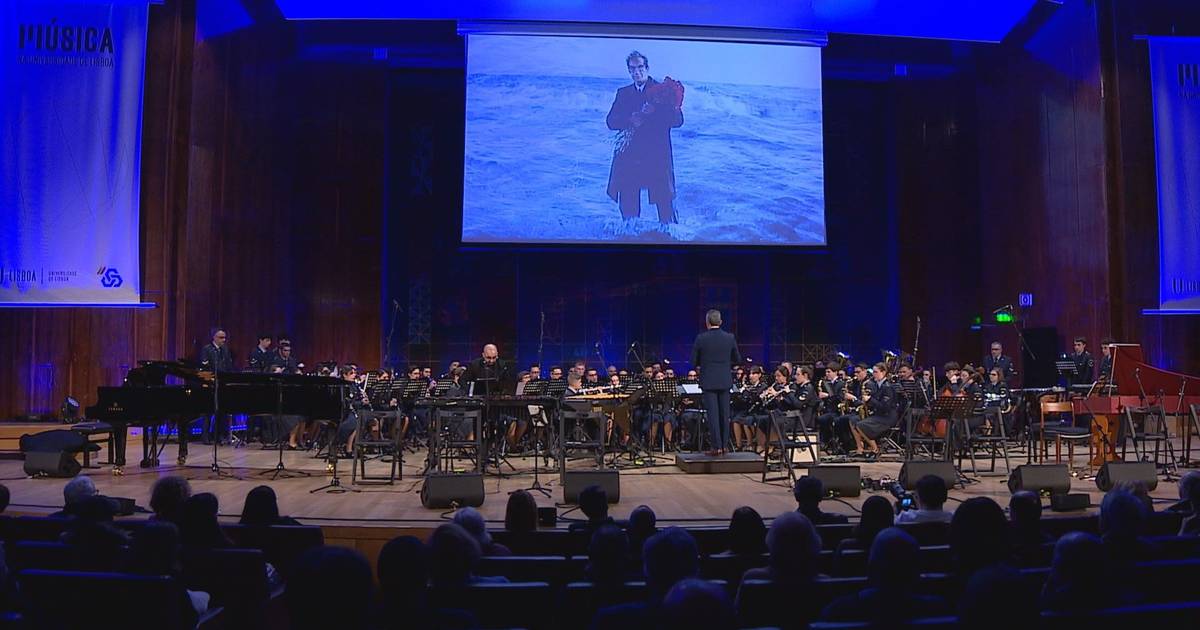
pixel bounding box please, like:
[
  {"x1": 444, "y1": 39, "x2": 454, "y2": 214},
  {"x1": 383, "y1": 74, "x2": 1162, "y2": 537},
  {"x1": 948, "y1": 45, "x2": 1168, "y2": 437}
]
[{"x1": 97, "y1": 267, "x2": 123, "y2": 288}]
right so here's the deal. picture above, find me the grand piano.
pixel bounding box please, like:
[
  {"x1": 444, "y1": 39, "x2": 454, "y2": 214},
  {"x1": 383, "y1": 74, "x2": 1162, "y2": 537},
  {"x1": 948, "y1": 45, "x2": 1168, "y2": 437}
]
[
  {"x1": 1071, "y1": 344, "x2": 1200, "y2": 466},
  {"x1": 86, "y1": 361, "x2": 346, "y2": 469}
]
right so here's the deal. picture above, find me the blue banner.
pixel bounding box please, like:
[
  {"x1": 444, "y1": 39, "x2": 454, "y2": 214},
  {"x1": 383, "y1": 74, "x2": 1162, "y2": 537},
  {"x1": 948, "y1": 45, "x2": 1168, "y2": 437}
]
[
  {"x1": 1148, "y1": 37, "x2": 1200, "y2": 313},
  {"x1": 0, "y1": 1, "x2": 148, "y2": 306}
]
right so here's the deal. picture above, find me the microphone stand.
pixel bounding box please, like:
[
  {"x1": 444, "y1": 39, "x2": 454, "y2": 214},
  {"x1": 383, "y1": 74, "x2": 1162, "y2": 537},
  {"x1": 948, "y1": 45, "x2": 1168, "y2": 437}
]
[
  {"x1": 627, "y1": 343, "x2": 647, "y2": 372},
  {"x1": 1004, "y1": 307, "x2": 1034, "y2": 449},
  {"x1": 383, "y1": 300, "x2": 401, "y2": 371},
  {"x1": 1177, "y1": 376, "x2": 1198, "y2": 468}
]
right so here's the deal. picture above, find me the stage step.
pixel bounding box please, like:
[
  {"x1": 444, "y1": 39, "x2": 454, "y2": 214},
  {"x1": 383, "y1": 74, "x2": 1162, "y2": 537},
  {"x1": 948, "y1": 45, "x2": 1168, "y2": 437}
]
[{"x1": 675, "y1": 451, "x2": 764, "y2": 474}]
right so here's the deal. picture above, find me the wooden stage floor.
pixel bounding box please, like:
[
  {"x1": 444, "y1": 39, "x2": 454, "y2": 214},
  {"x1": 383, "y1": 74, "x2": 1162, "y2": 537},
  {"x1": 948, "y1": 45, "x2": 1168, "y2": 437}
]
[{"x1": 2, "y1": 439, "x2": 1190, "y2": 529}]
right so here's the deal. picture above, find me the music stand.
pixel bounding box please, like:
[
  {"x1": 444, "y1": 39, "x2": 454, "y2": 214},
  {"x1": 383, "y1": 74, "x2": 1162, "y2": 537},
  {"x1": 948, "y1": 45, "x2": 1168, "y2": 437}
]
[
  {"x1": 924, "y1": 396, "x2": 976, "y2": 466},
  {"x1": 1055, "y1": 360, "x2": 1079, "y2": 385},
  {"x1": 518, "y1": 379, "x2": 553, "y2": 497},
  {"x1": 310, "y1": 381, "x2": 361, "y2": 494},
  {"x1": 257, "y1": 378, "x2": 311, "y2": 480},
  {"x1": 207, "y1": 371, "x2": 239, "y2": 480}
]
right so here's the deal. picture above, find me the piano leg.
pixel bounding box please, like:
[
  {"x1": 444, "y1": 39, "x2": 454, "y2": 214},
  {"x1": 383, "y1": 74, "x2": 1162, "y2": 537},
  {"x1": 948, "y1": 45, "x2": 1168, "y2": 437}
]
[
  {"x1": 177, "y1": 418, "x2": 190, "y2": 465},
  {"x1": 111, "y1": 422, "x2": 128, "y2": 474}
]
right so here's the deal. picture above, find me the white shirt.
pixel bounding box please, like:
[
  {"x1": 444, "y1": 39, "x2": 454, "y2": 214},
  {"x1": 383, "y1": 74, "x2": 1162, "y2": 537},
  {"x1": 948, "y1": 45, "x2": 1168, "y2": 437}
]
[{"x1": 894, "y1": 508, "x2": 952, "y2": 524}]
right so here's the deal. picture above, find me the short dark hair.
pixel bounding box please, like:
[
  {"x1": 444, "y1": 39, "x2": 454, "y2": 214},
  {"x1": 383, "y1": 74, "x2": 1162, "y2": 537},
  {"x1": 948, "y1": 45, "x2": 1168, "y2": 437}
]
[
  {"x1": 257, "y1": 332, "x2": 272, "y2": 342},
  {"x1": 705, "y1": 309, "x2": 722, "y2": 327},
  {"x1": 915, "y1": 474, "x2": 948, "y2": 509},
  {"x1": 775, "y1": 366, "x2": 790, "y2": 379},
  {"x1": 1009, "y1": 490, "x2": 1042, "y2": 526},
  {"x1": 579, "y1": 485, "x2": 608, "y2": 521},
  {"x1": 798, "y1": 366, "x2": 813, "y2": 379},
  {"x1": 873, "y1": 362, "x2": 888, "y2": 374},
  {"x1": 1073, "y1": 336, "x2": 1087, "y2": 345},
  {"x1": 150, "y1": 475, "x2": 192, "y2": 523},
  {"x1": 504, "y1": 489, "x2": 538, "y2": 534},
  {"x1": 626, "y1": 50, "x2": 649, "y2": 68},
  {"x1": 793, "y1": 475, "x2": 824, "y2": 508}
]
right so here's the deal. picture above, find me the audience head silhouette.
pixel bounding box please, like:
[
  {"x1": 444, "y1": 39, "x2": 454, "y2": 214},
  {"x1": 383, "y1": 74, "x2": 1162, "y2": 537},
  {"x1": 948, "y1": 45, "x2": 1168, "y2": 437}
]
[
  {"x1": 950, "y1": 497, "x2": 1009, "y2": 576},
  {"x1": 856, "y1": 495, "x2": 895, "y2": 545},
  {"x1": 915, "y1": 474, "x2": 948, "y2": 510},
  {"x1": 1099, "y1": 488, "x2": 1146, "y2": 541},
  {"x1": 587, "y1": 523, "x2": 630, "y2": 584},
  {"x1": 288, "y1": 546, "x2": 374, "y2": 630},
  {"x1": 766, "y1": 511, "x2": 821, "y2": 582},
  {"x1": 149, "y1": 475, "x2": 192, "y2": 524},
  {"x1": 579, "y1": 485, "x2": 609, "y2": 523},
  {"x1": 661, "y1": 578, "x2": 736, "y2": 630},
  {"x1": 642, "y1": 527, "x2": 700, "y2": 599},
  {"x1": 867, "y1": 527, "x2": 920, "y2": 588},
  {"x1": 430, "y1": 522, "x2": 482, "y2": 588},
  {"x1": 240, "y1": 484, "x2": 281, "y2": 526},
  {"x1": 378, "y1": 535, "x2": 430, "y2": 594},
  {"x1": 727, "y1": 506, "x2": 767, "y2": 555},
  {"x1": 504, "y1": 489, "x2": 538, "y2": 533}
]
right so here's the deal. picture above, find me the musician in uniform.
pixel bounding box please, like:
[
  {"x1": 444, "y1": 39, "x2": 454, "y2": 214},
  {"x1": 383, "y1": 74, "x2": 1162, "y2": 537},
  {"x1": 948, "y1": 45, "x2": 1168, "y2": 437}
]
[
  {"x1": 978, "y1": 368, "x2": 1012, "y2": 436},
  {"x1": 732, "y1": 366, "x2": 766, "y2": 452},
  {"x1": 849, "y1": 363, "x2": 898, "y2": 458},
  {"x1": 335, "y1": 365, "x2": 371, "y2": 455},
  {"x1": 198, "y1": 327, "x2": 234, "y2": 445},
  {"x1": 983, "y1": 342, "x2": 1014, "y2": 380},
  {"x1": 1069, "y1": 337, "x2": 1095, "y2": 386},
  {"x1": 463, "y1": 344, "x2": 513, "y2": 395},
  {"x1": 815, "y1": 367, "x2": 845, "y2": 453},
  {"x1": 1098, "y1": 338, "x2": 1115, "y2": 384},
  {"x1": 584, "y1": 368, "x2": 602, "y2": 387},
  {"x1": 248, "y1": 333, "x2": 274, "y2": 372},
  {"x1": 834, "y1": 365, "x2": 871, "y2": 454}
]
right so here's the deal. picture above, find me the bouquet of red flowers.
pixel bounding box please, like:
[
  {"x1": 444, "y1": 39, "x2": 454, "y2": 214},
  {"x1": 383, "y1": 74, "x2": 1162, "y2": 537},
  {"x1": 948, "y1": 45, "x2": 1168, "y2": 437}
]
[
  {"x1": 615, "y1": 76, "x2": 685, "y2": 154},
  {"x1": 646, "y1": 76, "x2": 685, "y2": 109}
]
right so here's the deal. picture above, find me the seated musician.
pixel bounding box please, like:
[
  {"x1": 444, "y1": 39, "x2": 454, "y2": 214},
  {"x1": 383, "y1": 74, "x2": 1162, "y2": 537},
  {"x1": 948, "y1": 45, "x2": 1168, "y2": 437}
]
[
  {"x1": 562, "y1": 373, "x2": 603, "y2": 441},
  {"x1": 604, "y1": 372, "x2": 628, "y2": 445},
  {"x1": 815, "y1": 367, "x2": 844, "y2": 451},
  {"x1": 403, "y1": 366, "x2": 431, "y2": 438},
  {"x1": 268, "y1": 341, "x2": 315, "y2": 450},
  {"x1": 584, "y1": 368, "x2": 603, "y2": 387},
  {"x1": 1098, "y1": 337, "x2": 1115, "y2": 384},
  {"x1": 527, "y1": 365, "x2": 541, "y2": 381},
  {"x1": 732, "y1": 366, "x2": 766, "y2": 452},
  {"x1": 368, "y1": 368, "x2": 409, "y2": 445},
  {"x1": 248, "y1": 333, "x2": 274, "y2": 372},
  {"x1": 833, "y1": 365, "x2": 871, "y2": 453},
  {"x1": 755, "y1": 365, "x2": 804, "y2": 454},
  {"x1": 645, "y1": 370, "x2": 678, "y2": 450},
  {"x1": 506, "y1": 370, "x2": 533, "y2": 452},
  {"x1": 849, "y1": 362, "x2": 898, "y2": 458},
  {"x1": 676, "y1": 370, "x2": 703, "y2": 448},
  {"x1": 1069, "y1": 337, "x2": 1095, "y2": 386},
  {"x1": 895, "y1": 364, "x2": 927, "y2": 433},
  {"x1": 975, "y1": 368, "x2": 1011, "y2": 436},
  {"x1": 336, "y1": 365, "x2": 372, "y2": 455},
  {"x1": 983, "y1": 341, "x2": 1014, "y2": 381},
  {"x1": 788, "y1": 365, "x2": 818, "y2": 423}
]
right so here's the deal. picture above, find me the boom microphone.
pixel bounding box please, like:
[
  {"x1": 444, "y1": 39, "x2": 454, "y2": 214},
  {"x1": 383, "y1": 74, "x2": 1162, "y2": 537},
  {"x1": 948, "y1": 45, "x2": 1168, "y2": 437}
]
[{"x1": 992, "y1": 304, "x2": 1013, "y2": 315}]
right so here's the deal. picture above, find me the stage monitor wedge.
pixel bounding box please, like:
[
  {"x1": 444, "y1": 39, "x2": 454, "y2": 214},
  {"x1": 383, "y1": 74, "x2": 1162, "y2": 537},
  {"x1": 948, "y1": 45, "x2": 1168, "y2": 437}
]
[{"x1": 460, "y1": 25, "x2": 826, "y2": 247}]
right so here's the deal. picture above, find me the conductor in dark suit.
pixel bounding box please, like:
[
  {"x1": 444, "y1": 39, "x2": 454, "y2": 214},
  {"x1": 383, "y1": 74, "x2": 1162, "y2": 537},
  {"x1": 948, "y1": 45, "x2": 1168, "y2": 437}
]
[
  {"x1": 606, "y1": 50, "x2": 683, "y2": 224},
  {"x1": 692, "y1": 310, "x2": 741, "y2": 455}
]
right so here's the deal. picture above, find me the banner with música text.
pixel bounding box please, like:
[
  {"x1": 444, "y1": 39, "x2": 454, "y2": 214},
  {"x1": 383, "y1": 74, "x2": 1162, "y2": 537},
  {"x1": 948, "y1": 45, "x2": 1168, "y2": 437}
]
[
  {"x1": 0, "y1": 1, "x2": 149, "y2": 306},
  {"x1": 1147, "y1": 37, "x2": 1200, "y2": 314}
]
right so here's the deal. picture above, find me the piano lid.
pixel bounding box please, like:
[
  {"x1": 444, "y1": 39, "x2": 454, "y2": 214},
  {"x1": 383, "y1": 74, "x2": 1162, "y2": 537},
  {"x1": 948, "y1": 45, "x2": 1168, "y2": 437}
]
[{"x1": 1110, "y1": 344, "x2": 1200, "y2": 397}]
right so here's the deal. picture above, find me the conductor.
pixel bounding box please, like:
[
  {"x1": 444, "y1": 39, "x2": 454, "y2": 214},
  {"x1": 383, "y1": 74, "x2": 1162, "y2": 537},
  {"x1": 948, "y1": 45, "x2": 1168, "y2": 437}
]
[{"x1": 691, "y1": 310, "x2": 741, "y2": 455}]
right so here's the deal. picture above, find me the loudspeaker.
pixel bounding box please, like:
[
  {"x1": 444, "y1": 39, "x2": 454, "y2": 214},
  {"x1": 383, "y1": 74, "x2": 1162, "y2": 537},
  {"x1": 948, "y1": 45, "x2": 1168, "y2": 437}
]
[
  {"x1": 23, "y1": 450, "x2": 81, "y2": 478},
  {"x1": 1007, "y1": 464, "x2": 1071, "y2": 495},
  {"x1": 420, "y1": 473, "x2": 484, "y2": 509},
  {"x1": 898, "y1": 461, "x2": 956, "y2": 490},
  {"x1": 1096, "y1": 461, "x2": 1158, "y2": 492},
  {"x1": 1050, "y1": 493, "x2": 1090, "y2": 512},
  {"x1": 563, "y1": 470, "x2": 620, "y2": 504},
  {"x1": 537, "y1": 506, "x2": 557, "y2": 527},
  {"x1": 807, "y1": 465, "x2": 862, "y2": 497}
]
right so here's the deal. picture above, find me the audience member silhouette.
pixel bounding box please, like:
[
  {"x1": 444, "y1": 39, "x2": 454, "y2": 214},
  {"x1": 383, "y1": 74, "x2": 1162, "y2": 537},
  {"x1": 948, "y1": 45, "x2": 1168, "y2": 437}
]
[
  {"x1": 149, "y1": 475, "x2": 192, "y2": 525},
  {"x1": 737, "y1": 512, "x2": 822, "y2": 629},
  {"x1": 821, "y1": 527, "x2": 949, "y2": 623},
  {"x1": 453, "y1": 507, "x2": 511, "y2": 556},
  {"x1": 1181, "y1": 482, "x2": 1200, "y2": 536},
  {"x1": 626, "y1": 504, "x2": 657, "y2": 567},
  {"x1": 591, "y1": 527, "x2": 699, "y2": 630},
  {"x1": 661, "y1": 578, "x2": 736, "y2": 630},
  {"x1": 59, "y1": 495, "x2": 129, "y2": 571},
  {"x1": 288, "y1": 546, "x2": 374, "y2": 630},
  {"x1": 949, "y1": 497, "x2": 1010, "y2": 580},
  {"x1": 50, "y1": 475, "x2": 96, "y2": 518},
  {"x1": 375, "y1": 535, "x2": 474, "y2": 630},
  {"x1": 793, "y1": 476, "x2": 849, "y2": 525},
  {"x1": 1168, "y1": 471, "x2": 1200, "y2": 513},
  {"x1": 1009, "y1": 490, "x2": 1052, "y2": 565},
  {"x1": 239, "y1": 485, "x2": 301, "y2": 526},
  {"x1": 429, "y1": 522, "x2": 508, "y2": 591},
  {"x1": 569, "y1": 485, "x2": 615, "y2": 535},
  {"x1": 1040, "y1": 532, "x2": 1118, "y2": 612},
  {"x1": 179, "y1": 492, "x2": 231, "y2": 550},
  {"x1": 722, "y1": 506, "x2": 767, "y2": 556},
  {"x1": 895, "y1": 475, "x2": 952, "y2": 524},
  {"x1": 587, "y1": 523, "x2": 635, "y2": 606},
  {"x1": 959, "y1": 564, "x2": 1038, "y2": 628},
  {"x1": 834, "y1": 495, "x2": 893, "y2": 564},
  {"x1": 1100, "y1": 488, "x2": 1160, "y2": 584},
  {"x1": 127, "y1": 521, "x2": 210, "y2": 621},
  {"x1": 503, "y1": 489, "x2": 538, "y2": 534}
]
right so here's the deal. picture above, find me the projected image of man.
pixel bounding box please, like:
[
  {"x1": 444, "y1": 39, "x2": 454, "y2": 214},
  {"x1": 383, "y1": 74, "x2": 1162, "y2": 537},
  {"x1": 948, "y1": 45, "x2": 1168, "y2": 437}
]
[{"x1": 606, "y1": 51, "x2": 683, "y2": 224}]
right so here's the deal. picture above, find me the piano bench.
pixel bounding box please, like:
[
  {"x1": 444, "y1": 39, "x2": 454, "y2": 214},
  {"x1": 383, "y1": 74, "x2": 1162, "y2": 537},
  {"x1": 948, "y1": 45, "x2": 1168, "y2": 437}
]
[{"x1": 71, "y1": 422, "x2": 114, "y2": 468}]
